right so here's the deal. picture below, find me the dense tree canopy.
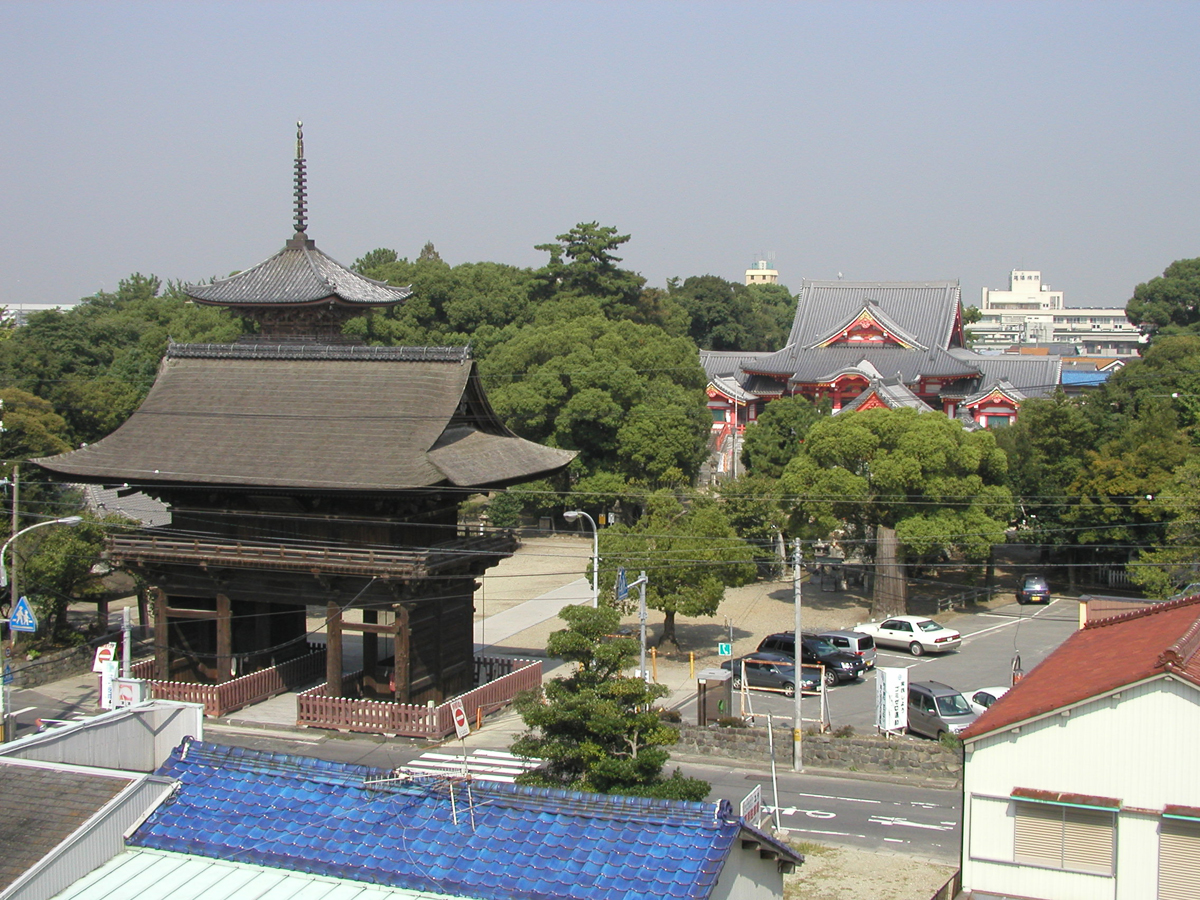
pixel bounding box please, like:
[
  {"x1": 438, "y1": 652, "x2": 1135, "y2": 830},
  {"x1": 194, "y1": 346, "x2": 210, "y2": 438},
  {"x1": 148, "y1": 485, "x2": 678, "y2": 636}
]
[
  {"x1": 1125, "y1": 257, "x2": 1200, "y2": 337},
  {"x1": 596, "y1": 491, "x2": 756, "y2": 647},
  {"x1": 740, "y1": 394, "x2": 829, "y2": 478},
  {"x1": 778, "y1": 408, "x2": 1012, "y2": 616},
  {"x1": 668, "y1": 275, "x2": 796, "y2": 352}
]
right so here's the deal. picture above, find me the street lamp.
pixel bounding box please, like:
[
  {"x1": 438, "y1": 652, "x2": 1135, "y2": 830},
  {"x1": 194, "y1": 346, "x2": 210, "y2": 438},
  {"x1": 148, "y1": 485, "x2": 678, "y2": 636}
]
[
  {"x1": 563, "y1": 509, "x2": 599, "y2": 608},
  {"x1": 1, "y1": 516, "x2": 84, "y2": 589}
]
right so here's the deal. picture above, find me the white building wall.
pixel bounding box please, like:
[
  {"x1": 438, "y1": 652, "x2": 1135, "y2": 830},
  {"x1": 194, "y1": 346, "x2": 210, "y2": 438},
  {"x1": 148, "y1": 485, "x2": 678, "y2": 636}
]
[
  {"x1": 711, "y1": 844, "x2": 788, "y2": 900},
  {"x1": 963, "y1": 676, "x2": 1200, "y2": 900}
]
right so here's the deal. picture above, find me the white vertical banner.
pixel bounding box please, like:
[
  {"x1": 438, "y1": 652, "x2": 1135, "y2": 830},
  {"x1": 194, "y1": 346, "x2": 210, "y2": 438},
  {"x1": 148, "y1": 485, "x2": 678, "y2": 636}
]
[
  {"x1": 99, "y1": 659, "x2": 119, "y2": 710},
  {"x1": 875, "y1": 666, "x2": 909, "y2": 733}
]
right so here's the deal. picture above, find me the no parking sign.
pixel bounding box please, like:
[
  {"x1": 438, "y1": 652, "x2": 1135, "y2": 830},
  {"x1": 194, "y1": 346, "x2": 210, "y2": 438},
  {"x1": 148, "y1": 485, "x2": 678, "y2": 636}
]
[{"x1": 450, "y1": 699, "x2": 470, "y2": 739}]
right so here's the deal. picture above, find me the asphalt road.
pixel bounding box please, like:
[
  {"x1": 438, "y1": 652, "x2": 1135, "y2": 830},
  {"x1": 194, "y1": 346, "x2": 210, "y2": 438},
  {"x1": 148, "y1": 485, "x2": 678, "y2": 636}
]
[{"x1": 674, "y1": 597, "x2": 1079, "y2": 735}]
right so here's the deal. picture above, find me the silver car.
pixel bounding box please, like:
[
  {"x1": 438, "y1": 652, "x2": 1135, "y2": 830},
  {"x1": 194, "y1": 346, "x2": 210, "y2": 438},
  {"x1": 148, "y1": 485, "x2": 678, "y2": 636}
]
[
  {"x1": 817, "y1": 629, "x2": 877, "y2": 669},
  {"x1": 907, "y1": 681, "x2": 978, "y2": 739}
]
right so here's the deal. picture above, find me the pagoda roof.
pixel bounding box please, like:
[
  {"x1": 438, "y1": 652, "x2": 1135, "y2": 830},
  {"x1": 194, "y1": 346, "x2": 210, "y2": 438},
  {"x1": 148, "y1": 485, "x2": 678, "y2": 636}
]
[
  {"x1": 186, "y1": 234, "x2": 411, "y2": 309},
  {"x1": 33, "y1": 344, "x2": 574, "y2": 492}
]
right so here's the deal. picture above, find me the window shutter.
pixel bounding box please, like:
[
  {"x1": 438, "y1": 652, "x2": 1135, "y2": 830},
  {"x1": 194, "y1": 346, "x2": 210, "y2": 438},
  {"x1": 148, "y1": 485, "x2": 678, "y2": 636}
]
[
  {"x1": 1014, "y1": 802, "x2": 1064, "y2": 867},
  {"x1": 1063, "y1": 808, "x2": 1113, "y2": 875},
  {"x1": 1159, "y1": 820, "x2": 1200, "y2": 900}
]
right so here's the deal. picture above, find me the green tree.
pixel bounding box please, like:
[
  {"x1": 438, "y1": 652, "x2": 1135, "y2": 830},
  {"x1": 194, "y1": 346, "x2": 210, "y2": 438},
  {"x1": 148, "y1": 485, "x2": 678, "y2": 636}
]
[
  {"x1": 532, "y1": 222, "x2": 645, "y2": 314},
  {"x1": 597, "y1": 491, "x2": 756, "y2": 647},
  {"x1": 1125, "y1": 258, "x2": 1200, "y2": 338},
  {"x1": 1130, "y1": 455, "x2": 1200, "y2": 597},
  {"x1": 17, "y1": 513, "x2": 114, "y2": 640},
  {"x1": 741, "y1": 394, "x2": 830, "y2": 478},
  {"x1": 512, "y1": 604, "x2": 709, "y2": 801},
  {"x1": 716, "y1": 474, "x2": 789, "y2": 577},
  {"x1": 778, "y1": 408, "x2": 1012, "y2": 617},
  {"x1": 669, "y1": 276, "x2": 797, "y2": 352}
]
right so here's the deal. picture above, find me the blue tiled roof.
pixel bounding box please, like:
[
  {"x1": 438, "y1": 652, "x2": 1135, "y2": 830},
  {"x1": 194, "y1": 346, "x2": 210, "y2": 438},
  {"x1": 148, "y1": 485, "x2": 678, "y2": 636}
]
[{"x1": 132, "y1": 741, "x2": 794, "y2": 900}]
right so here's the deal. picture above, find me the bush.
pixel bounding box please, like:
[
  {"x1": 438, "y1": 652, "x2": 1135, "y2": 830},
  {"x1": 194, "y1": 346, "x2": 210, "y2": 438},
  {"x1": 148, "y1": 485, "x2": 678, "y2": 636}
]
[
  {"x1": 715, "y1": 716, "x2": 748, "y2": 728},
  {"x1": 656, "y1": 708, "x2": 682, "y2": 723},
  {"x1": 833, "y1": 724, "x2": 855, "y2": 738}
]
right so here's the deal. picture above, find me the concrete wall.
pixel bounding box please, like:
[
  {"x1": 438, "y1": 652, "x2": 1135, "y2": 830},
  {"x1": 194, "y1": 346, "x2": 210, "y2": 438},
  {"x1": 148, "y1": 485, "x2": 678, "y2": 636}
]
[
  {"x1": 7, "y1": 639, "x2": 117, "y2": 689},
  {"x1": 674, "y1": 723, "x2": 962, "y2": 781}
]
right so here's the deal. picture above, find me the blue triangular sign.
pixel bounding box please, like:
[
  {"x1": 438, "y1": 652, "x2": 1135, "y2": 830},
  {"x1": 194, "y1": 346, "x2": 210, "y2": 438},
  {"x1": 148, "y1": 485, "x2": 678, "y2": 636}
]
[{"x1": 9, "y1": 596, "x2": 38, "y2": 633}]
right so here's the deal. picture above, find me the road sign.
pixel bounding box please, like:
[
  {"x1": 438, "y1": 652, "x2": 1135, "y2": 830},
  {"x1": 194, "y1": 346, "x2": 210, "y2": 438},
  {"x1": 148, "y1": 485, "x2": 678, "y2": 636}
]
[
  {"x1": 740, "y1": 784, "x2": 763, "y2": 828},
  {"x1": 2, "y1": 664, "x2": 11, "y2": 685},
  {"x1": 9, "y1": 596, "x2": 37, "y2": 633},
  {"x1": 616, "y1": 567, "x2": 628, "y2": 602},
  {"x1": 718, "y1": 642, "x2": 732, "y2": 657},
  {"x1": 450, "y1": 698, "x2": 470, "y2": 740},
  {"x1": 92, "y1": 642, "x2": 117, "y2": 673}
]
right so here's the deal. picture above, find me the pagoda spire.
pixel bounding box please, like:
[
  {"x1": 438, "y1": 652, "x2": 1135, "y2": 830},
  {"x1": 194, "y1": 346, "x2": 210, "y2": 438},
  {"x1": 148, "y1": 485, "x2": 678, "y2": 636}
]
[{"x1": 293, "y1": 120, "x2": 307, "y2": 236}]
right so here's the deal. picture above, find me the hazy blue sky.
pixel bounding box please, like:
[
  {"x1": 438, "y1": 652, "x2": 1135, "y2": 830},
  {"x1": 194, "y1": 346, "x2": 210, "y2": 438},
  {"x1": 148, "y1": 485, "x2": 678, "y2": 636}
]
[{"x1": 3, "y1": 1, "x2": 1197, "y2": 311}]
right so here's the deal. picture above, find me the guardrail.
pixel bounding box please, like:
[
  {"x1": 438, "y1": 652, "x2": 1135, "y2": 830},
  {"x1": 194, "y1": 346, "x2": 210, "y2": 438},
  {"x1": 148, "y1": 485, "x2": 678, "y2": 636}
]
[
  {"x1": 128, "y1": 648, "x2": 326, "y2": 717},
  {"x1": 297, "y1": 656, "x2": 542, "y2": 738}
]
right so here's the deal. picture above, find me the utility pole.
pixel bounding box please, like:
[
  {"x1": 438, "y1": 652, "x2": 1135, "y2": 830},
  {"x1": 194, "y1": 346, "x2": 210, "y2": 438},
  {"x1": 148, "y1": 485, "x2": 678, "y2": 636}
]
[{"x1": 792, "y1": 538, "x2": 803, "y2": 772}]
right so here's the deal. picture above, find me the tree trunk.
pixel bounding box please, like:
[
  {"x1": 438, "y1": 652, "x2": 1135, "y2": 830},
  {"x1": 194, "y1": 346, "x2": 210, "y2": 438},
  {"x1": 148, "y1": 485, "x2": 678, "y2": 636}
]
[
  {"x1": 872, "y1": 526, "x2": 907, "y2": 618},
  {"x1": 657, "y1": 610, "x2": 681, "y2": 650}
]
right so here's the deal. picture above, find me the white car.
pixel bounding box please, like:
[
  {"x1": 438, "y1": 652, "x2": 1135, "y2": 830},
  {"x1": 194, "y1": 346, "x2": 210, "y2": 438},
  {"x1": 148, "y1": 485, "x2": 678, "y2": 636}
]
[
  {"x1": 967, "y1": 686, "x2": 1010, "y2": 716},
  {"x1": 855, "y1": 615, "x2": 961, "y2": 656}
]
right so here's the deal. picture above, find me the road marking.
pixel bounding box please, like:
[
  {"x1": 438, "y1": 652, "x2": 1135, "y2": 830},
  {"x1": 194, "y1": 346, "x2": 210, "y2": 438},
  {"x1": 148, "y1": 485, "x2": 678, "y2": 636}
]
[
  {"x1": 793, "y1": 791, "x2": 881, "y2": 805},
  {"x1": 868, "y1": 815, "x2": 955, "y2": 832},
  {"x1": 10, "y1": 706, "x2": 35, "y2": 716},
  {"x1": 778, "y1": 827, "x2": 868, "y2": 839},
  {"x1": 884, "y1": 837, "x2": 906, "y2": 843},
  {"x1": 773, "y1": 806, "x2": 837, "y2": 819}
]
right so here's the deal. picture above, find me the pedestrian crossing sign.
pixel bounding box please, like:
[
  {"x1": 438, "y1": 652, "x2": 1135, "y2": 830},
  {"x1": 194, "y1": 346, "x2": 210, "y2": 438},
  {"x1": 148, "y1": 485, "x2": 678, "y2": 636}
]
[{"x1": 9, "y1": 596, "x2": 37, "y2": 633}]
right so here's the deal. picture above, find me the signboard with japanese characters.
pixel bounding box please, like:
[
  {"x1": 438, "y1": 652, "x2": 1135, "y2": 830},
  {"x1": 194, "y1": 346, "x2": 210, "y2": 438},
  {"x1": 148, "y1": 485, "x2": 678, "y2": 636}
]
[{"x1": 875, "y1": 666, "x2": 909, "y2": 733}]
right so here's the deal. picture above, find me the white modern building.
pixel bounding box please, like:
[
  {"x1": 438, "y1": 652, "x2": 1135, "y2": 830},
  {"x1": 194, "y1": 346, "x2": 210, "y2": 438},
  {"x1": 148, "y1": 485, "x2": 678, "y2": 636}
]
[
  {"x1": 973, "y1": 269, "x2": 1142, "y2": 356},
  {"x1": 960, "y1": 593, "x2": 1200, "y2": 900},
  {"x1": 744, "y1": 257, "x2": 779, "y2": 286}
]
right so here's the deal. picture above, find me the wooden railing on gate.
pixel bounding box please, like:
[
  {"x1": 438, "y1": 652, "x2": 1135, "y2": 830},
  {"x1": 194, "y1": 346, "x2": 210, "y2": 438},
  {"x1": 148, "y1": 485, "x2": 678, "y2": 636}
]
[
  {"x1": 128, "y1": 648, "x2": 326, "y2": 717},
  {"x1": 296, "y1": 656, "x2": 542, "y2": 738}
]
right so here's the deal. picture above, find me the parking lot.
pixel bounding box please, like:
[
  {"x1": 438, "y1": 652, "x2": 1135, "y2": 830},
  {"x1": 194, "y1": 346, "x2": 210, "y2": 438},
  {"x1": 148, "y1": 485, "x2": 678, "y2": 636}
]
[{"x1": 673, "y1": 598, "x2": 1079, "y2": 734}]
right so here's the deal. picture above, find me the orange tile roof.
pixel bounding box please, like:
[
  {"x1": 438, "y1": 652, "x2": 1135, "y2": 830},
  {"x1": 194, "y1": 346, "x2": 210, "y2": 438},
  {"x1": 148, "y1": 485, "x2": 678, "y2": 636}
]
[{"x1": 962, "y1": 594, "x2": 1200, "y2": 740}]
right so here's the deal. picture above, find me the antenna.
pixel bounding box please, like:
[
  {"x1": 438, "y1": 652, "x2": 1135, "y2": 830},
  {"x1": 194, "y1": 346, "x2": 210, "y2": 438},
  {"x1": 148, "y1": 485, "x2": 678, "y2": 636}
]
[{"x1": 293, "y1": 120, "x2": 307, "y2": 235}]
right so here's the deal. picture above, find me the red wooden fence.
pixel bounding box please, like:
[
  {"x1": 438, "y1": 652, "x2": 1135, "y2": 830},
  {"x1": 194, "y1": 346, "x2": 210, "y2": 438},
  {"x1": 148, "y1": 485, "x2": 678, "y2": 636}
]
[{"x1": 297, "y1": 656, "x2": 542, "y2": 738}]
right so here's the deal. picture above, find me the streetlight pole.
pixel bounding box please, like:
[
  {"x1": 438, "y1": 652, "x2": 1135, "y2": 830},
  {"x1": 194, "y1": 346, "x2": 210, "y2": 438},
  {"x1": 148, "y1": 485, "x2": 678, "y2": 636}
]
[{"x1": 563, "y1": 510, "x2": 599, "y2": 608}]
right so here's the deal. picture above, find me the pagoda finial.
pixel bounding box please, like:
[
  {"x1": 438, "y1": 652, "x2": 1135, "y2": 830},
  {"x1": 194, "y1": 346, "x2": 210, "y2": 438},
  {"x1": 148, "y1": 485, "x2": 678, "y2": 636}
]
[{"x1": 293, "y1": 120, "x2": 307, "y2": 236}]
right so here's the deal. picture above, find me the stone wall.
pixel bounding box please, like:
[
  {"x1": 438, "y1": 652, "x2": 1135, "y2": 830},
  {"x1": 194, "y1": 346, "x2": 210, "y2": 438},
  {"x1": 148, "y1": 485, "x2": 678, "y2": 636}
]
[
  {"x1": 6, "y1": 638, "x2": 115, "y2": 689},
  {"x1": 674, "y1": 722, "x2": 962, "y2": 782}
]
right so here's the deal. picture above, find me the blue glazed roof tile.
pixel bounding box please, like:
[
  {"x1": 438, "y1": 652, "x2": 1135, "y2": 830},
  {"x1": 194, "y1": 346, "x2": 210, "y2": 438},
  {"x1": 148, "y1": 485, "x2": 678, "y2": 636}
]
[{"x1": 131, "y1": 740, "x2": 799, "y2": 900}]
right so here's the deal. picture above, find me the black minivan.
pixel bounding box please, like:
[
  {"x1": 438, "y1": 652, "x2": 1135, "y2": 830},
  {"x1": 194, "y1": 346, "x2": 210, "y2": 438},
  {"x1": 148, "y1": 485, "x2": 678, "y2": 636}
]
[{"x1": 756, "y1": 631, "x2": 867, "y2": 686}]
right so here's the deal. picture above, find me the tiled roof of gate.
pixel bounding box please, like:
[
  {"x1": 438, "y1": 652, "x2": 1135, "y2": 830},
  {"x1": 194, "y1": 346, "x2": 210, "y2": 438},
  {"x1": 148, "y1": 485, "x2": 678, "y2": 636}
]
[
  {"x1": 33, "y1": 347, "x2": 574, "y2": 491},
  {"x1": 130, "y1": 741, "x2": 800, "y2": 900},
  {"x1": 962, "y1": 594, "x2": 1200, "y2": 741},
  {"x1": 748, "y1": 345, "x2": 979, "y2": 383},
  {"x1": 785, "y1": 280, "x2": 962, "y2": 350}
]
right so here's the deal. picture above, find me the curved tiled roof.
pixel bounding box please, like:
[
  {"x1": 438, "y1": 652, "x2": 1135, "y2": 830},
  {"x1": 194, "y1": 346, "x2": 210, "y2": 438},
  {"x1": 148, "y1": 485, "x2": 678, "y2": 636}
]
[
  {"x1": 749, "y1": 345, "x2": 979, "y2": 383},
  {"x1": 33, "y1": 345, "x2": 574, "y2": 492},
  {"x1": 187, "y1": 235, "x2": 411, "y2": 308},
  {"x1": 785, "y1": 280, "x2": 962, "y2": 350}
]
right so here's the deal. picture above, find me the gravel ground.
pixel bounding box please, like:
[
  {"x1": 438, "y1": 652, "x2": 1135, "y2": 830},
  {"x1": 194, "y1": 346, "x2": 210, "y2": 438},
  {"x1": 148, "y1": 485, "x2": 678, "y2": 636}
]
[{"x1": 785, "y1": 842, "x2": 956, "y2": 900}]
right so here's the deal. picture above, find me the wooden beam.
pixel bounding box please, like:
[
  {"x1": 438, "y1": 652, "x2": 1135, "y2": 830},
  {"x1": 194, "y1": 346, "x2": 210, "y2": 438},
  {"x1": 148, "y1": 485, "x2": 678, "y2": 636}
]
[{"x1": 362, "y1": 608, "x2": 378, "y2": 692}]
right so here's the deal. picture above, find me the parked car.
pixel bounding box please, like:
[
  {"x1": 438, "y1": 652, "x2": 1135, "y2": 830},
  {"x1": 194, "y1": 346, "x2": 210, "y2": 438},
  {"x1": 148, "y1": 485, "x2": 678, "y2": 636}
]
[
  {"x1": 816, "y1": 629, "x2": 877, "y2": 669},
  {"x1": 855, "y1": 616, "x2": 961, "y2": 656},
  {"x1": 1016, "y1": 574, "x2": 1051, "y2": 605},
  {"x1": 907, "y1": 681, "x2": 978, "y2": 739},
  {"x1": 756, "y1": 632, "x2": 867, "y2": 686},
  {"x1": 720, "y1": 652, "x2": 819, "y2": 697},
  {"x1": 966, "y1": 686, "x2": 1010, "y2": 716}
]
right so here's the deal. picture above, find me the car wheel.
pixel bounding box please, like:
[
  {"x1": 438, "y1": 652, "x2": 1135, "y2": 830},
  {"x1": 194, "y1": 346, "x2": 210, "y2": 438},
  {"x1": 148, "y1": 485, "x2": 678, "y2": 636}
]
[
  {"x1": 909, "y1": 641, "x2": 924, "y2": 657},
  {"x1": 936, "y1": 730, "x2": 946, "y2": 741},
  {"x1": 783, "y1": 682, "x2": 795, "y2": 698},
  {"x1": 732, "y1": 676, "x2": 743, "y2": 689},
  {"x1": 823, "y1": 669, "x2": 838, "y2": 687},
  {"x1": 1017, "y1": 594, "x2": 1028, "y2": 605}
]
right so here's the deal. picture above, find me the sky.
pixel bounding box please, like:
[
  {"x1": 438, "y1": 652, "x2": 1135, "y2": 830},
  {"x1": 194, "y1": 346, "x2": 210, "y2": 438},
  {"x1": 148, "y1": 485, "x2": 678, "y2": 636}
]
[{"x1": 3, "y1": 1, "x2": 1198, "y2": 312}]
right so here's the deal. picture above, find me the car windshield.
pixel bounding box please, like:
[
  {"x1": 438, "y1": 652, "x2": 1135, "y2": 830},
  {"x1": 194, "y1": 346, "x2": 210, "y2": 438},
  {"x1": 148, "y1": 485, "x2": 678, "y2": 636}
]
[
  {"x1": 810, "y1": 639, "x2": 836, "y2": 654},
  {"x1": 1024, "y1": 577, "x2": 1048, "y2": 590},
  {"x1": 936, "y1": 693, "x2": 972, "y2": 716},
  {"x1": 917, "y1": 620, "x2": 945, "y2": 632}
]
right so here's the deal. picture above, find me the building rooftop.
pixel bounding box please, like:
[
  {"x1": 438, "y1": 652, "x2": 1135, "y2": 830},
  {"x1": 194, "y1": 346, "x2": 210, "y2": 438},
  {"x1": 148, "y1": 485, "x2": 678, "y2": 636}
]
[
  {"x1": 131, "y1": 740, "x2": 799, "y2": 900},
  {"x1": 963, "y1": 594, "x2": 1200, "y2": 741}
]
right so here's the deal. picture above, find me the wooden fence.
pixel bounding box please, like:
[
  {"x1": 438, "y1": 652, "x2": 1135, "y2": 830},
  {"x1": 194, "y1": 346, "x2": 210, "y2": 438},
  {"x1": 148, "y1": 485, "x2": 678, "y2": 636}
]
[
  {"x1": 128, "y1": 648, "x2": 326, "y2": 717},
  {"x1": 297, "y1": 656, "x2": 542, "y2": 738}
]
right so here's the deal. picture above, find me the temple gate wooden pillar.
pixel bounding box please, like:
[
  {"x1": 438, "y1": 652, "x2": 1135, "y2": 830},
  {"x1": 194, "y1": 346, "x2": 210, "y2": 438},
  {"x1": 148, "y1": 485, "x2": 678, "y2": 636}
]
[
  {"x1": 153, "y1": 587, "x2": 169, "y2": 680},
  {"x1": 215, "y1": 593, "x2": 232, "y2": 682},
  {"x1": 392, "y1": 603, "x2": 410, "y2": 702},
  {"x1": 362, "y1": 608, "x2": 378, "y2": 689},
  {"x1": 326, "y1": 600, "x2": 343, "y2": 698}
]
